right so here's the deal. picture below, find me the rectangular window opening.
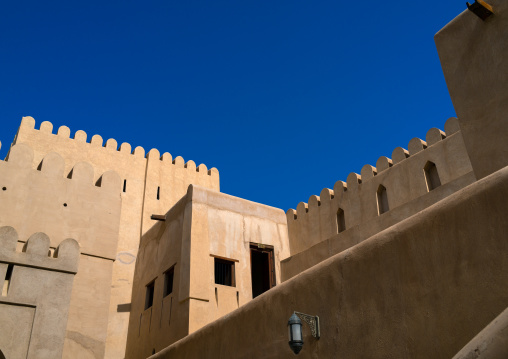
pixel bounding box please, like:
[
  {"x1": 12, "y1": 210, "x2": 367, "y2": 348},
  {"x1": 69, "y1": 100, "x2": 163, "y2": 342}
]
[
  {"x1": 123, "y1": 179, "x2": 127, "y2": 193},
  {"x1": 145, "y1": 281, "x2": 155, "y2": 310},
  {"x1": 157, "y1": 186, "x2": 160, "y2": 200},
  {"x1": 377, "y1": 186, "x2": 389, "y2": 215},
  {"x1": 214, "y1": 258, "x2": 235, "y2": 287},
  {"x1": 163, "y1": 266, "x2": 174, "y2": 297},
  {"x1": 250, "y1": 244, "x2": 276, "y2": 298},
  {"x1": 2, "y1": 264, "x2": 13, "y2": 296},
  {"x1": 337, "y1": 209, "x2": 346, "y2": 233}
]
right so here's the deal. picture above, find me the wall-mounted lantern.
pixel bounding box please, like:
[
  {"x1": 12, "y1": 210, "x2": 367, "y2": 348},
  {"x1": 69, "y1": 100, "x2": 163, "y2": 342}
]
[{"x1": 287, "y1": 312, "x2": 320, "y2": 355}]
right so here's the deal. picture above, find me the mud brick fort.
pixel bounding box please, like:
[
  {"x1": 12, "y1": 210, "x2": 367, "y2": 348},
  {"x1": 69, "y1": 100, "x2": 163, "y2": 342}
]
[{"x1": 0, "y1": 1, "x2": 507, "y2": 358}]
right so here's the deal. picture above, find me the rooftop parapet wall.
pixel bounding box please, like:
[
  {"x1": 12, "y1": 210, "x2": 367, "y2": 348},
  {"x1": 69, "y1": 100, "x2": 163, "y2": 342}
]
[
  {"x1": 141, "y1": 148, "x2": 220, "y2": 236},
  {"x1": 0, "y1": 226, "x2": 79, "y2": 359},
  {"x1": 0, "y1": 143, "x2": 122, "y2": 260},
  {"x1": 13, "y1": 116, "x2": 219, "y2": 183},
  {"x1": 12, "y1": 116, "x2": 148, "y2": 183},
  {"x1": 0, "y1": 226, "x2": 80, "y2": 276},
  {"x1": 286, "y1": 118, "x2": 474, "y2": 256}
]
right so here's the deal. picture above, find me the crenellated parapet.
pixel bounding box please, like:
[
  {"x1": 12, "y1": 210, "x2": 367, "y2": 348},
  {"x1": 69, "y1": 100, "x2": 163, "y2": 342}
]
[
  {"x1": 0, "y1": 226, "x2": 80, "y2": 358},
  {"x1": 286, "y1": 117, "x2": 475, "y2": 256},
  {"x1": 17, "y1": 116, "x2": 146, "y2": 158},
  {"x1": 8, "y1": 116, "x2": 220, "y2": 356},
  {"x1": 14, "y1": 116, "x2": 218, "y2": 179},
  {"x1": 141, "y1": 148, "x2": 220, "y2": 234},
  {"x1": 145, "y1": 147, "x2": 219, "y2": 177},
  {"x1": 0, "y1": 143, "x2": 122, "y2": 260},
  {"x1": 0, "y1": 226, "x2": 80, "y2": 275},
  {"x1": 5, "y1": 142, "x2": 123, "y2": 192}
]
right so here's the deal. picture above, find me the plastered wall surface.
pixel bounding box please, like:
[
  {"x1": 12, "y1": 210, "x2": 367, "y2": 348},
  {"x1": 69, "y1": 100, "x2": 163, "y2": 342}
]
[
  {"x1": 286, "y1": 118, "x2": 473, "y2": 257},
  {"x1": 0, "y1": 1, "x2": 506, "y2": 357},
  {"x1": 13, "y1": 117, "x2": 147, "y2": 358},
  {"x1": 435, "y1": 0, "x2": 508, "y2": 180},
  {"x1": 0, "y1": 142, "x2": 122, "y2": 358},
  {"x1": 452, "y1": 307, "x2": 508, "y2": 359},
  {"x1": 186, "y1": 185, "x2": 289, "y2": 334},
  {"x1": 126, "y1": 185, "x2": 289, "y2": 359},
  {"x1": 151, "y1": 166, "x2": 508, "y2": 359},
  {"x1": 125, "y1": 197, "x2": 189, "y2": 359},
  {"x1": 11, "y1": 117, "x2": 219, "y2": 358},
  {"x1": 0, "y1": 226, "x2": 80, "y2": 359},
  {"x1": 282, "y1": 167, "x2": 476, "y2": 280}
]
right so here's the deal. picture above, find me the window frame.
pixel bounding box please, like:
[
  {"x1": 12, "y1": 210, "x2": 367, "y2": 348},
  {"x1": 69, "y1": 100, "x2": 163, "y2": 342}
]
[
  {"x1": 336, "y1": 208, "x2": 346, "y2": 233},
  {"x1": 212, "y1": 256, "x2": 236, "y2": 287},
  {"x1": 163, "y1": 265, "x2": 175, "y2": 297},
  {"x1": 377, "y1": 184, "x2": 389, "y2": 215},
  {"x1": 144, "y1": 280, "x2": 155, "y2": 310},
  {"x1": 424, "y1": 161, "x2": 442, "y2": 191}
]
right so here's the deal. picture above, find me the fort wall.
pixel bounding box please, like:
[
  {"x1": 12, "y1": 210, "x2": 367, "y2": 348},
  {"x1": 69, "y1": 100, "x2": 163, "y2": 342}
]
[
  {"x1": 151, "y1": 165, "x2": 508, "y2": 359},
  {"x1": 142, "y1": 148, "x2": 220, "y2": 235},
  {"x1": 184, "y1": 185, "x2": 289, "y2": 335},
  {"x1": 126, "y1": 194, "x2": 190, "y2": 359},
  {"x1": 0, "y1": 142, "x2": 123, "y2": 358},
  {"x1": 11, "y1": 117, "x2": 220, "y2": 358},
  {"x1": 285, "y1": 117, "x2": 474, "y2": 258},
  {"x1": 0, "y1": 226, "x2": 80, "y2": 359},
  {"x1": 126, "y1": 185, "x2": 289, "y2": 357}
]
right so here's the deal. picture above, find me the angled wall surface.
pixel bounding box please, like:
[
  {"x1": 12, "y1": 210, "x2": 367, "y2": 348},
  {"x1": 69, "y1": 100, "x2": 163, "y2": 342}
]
[
  {"x1": 126, "y1": 185, "x2": 289, "y2": 359},
  {"x1": 435, "y1": 0, "x2": 508, "y2": 180},
  {"x1": 151, "y1": 166, "x2": 508, "y2": 359}
]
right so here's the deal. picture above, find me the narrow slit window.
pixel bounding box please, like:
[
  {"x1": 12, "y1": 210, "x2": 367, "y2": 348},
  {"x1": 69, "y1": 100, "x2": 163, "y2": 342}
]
[
  {"x1": 424, "y1": 161, "x2": 441, "y2": 191},
  {"x1": 337, "y1": 208, "x2": 346, "y2": 233},
  {"x1": 145, "y1": 281, "x2": 155, "y2": 310},
  {"x1": 377, "y1": 185, "x2": 389, "y2": 215},
  {"x1": 163, "y1": 266, "x2": 174, "y2": 297},
  {"x1": 123, "y1": 179, "x2": 127, "y2": 193},
  {"x1": 157, "y1": 186, "x2": 160, "y2": 200},
  {"x1": 214, "y1": 258, "x2": 235, "y2": 287},
  {"x1": 2, "y1": 264, "x2": 13, "y2": 296}
]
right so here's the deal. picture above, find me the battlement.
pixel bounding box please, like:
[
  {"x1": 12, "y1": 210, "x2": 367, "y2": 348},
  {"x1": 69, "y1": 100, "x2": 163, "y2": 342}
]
[
  {"x1": 0, "y1": 143, "x2": 123, "y2": 260},
  {"x1": 0, "y1": 226, "x2": 80, "y2": 274},
  {"x1": 4, "y1": 142, "x2": 122, "y2": 192},
  {"x1": 285, "y1": 117, "x2": 474, "y2": 256},
  {"x1": 145, "y1": 147, "x2": 219, "y2": 176},
  {"x1": 0, "y1": 225, "x2": 80, "y2": 358},
  {"x1": 15, "y1": 116, "x2": 218, "y2": 177}
]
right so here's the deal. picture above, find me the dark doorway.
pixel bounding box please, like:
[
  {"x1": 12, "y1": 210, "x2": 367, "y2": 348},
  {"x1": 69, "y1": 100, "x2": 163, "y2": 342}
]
[{"x1": 250, "y1": 243, "x2": 276, "y2": 298}]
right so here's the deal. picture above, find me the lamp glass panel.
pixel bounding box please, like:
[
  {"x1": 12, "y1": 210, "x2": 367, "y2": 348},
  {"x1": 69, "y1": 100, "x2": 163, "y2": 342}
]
[{"x1": 291, "y1": 323, "x2": 302, "y2": 341}]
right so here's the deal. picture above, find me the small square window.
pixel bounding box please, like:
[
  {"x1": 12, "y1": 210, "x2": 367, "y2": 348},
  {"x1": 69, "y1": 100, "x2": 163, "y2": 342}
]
[
  {"x1": 145, "y1": 281, "x2": 155, "y2": 310},
  {"x1": 164, "y1": 266, "x2": 174, "y2": 297},
  {"x1": 214, "y1": 258, "x2": 235, "y2": 287}
]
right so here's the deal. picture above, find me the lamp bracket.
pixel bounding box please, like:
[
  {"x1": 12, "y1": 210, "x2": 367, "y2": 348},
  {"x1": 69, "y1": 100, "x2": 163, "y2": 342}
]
[{"x1": 294, "y1": 312, "x2": 320, "y2": 339}]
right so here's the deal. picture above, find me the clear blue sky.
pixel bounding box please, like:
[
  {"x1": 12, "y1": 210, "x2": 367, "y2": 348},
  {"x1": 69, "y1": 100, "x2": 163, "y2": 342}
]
[{"x1": 0, "y1": 1, "x2": 465, "y2": 211}]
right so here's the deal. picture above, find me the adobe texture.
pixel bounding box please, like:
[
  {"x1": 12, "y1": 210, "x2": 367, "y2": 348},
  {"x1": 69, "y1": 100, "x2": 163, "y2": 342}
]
[{"x1": 0, "y1": 1, "x2": 507, "y2": 358}]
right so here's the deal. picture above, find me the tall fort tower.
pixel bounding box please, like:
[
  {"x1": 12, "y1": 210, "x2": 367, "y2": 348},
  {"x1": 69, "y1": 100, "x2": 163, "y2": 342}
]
[{"x1": 2, "y1": 118, "x2": 219, "y2": 357}]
